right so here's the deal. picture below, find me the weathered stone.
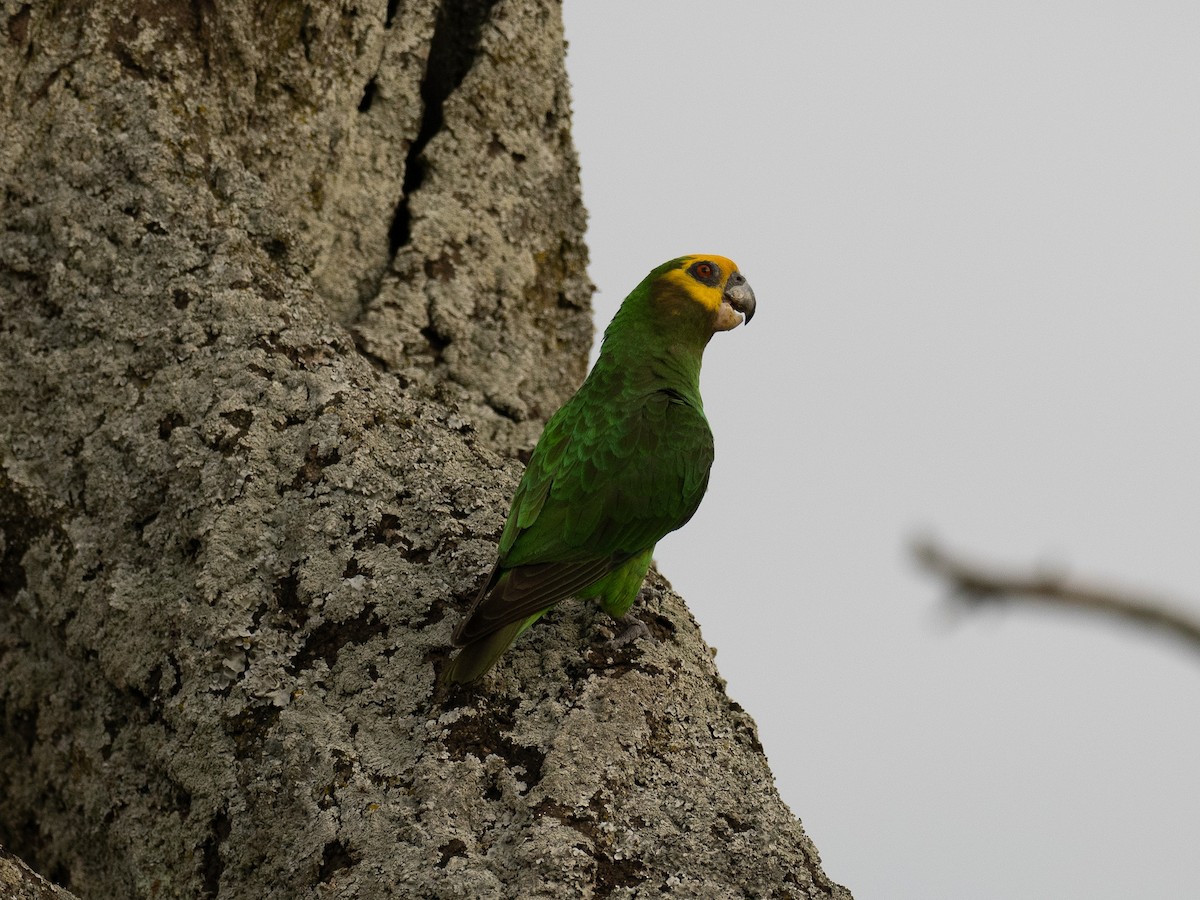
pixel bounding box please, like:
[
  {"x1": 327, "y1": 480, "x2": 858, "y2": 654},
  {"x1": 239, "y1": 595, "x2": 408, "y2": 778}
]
[
  {"x1": 0, "y1": 845, "x2": 78, "y2": 900},
  {"x1": 0, "y1": 2, "x2": 848, "y2": 898}
]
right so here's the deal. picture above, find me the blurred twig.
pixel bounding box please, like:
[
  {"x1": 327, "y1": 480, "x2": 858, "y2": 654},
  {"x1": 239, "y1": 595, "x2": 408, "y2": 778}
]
[{"x1": 912, "y1": 538, "x2": 1200, "y2": 654}]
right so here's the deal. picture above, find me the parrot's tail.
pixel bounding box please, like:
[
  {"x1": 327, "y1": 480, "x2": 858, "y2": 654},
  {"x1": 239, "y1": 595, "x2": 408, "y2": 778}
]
[{"x1": 441, "y1": 620, "x2": 527, "y2": 685}]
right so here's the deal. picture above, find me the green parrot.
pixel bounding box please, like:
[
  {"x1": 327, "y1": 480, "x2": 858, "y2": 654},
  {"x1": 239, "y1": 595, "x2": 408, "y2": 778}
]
[{"x1": 444, "y1": 254, "x2": 756, "y2": 683}]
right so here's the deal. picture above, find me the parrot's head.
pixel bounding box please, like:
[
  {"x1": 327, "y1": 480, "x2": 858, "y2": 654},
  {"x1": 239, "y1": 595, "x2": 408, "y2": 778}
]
[{"x1": 653, "y1": 254, "x2": 756, "y2": 334}]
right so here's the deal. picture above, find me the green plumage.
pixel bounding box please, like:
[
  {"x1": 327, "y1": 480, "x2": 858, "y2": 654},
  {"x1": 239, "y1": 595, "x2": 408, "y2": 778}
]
[{"x1": 444, "y1": 255, "x2": 754, "y2": 683}]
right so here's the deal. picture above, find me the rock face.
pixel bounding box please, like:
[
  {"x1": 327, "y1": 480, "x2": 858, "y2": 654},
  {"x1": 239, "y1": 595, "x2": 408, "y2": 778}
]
[
  {"x1": 0, "y1": 2, "x2": 849, "y2": 898},
  {"x1": 1, "y1": 845, "x2": 78, "y2": 900}
]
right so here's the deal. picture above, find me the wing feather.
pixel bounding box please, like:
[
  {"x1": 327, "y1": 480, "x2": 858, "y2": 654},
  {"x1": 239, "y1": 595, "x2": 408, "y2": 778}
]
[
  {"x1": 451, "y1": 556, "x2": 624, "y2": 645},
  {"x1": 455, "y1": 387, "x2": 714, "y2": 646}
]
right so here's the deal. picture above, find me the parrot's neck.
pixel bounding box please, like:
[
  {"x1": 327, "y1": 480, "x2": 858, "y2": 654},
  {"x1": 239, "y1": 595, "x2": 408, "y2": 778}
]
[{"x1": 592, "y1": 313, "x2": 709, "y2": 405}]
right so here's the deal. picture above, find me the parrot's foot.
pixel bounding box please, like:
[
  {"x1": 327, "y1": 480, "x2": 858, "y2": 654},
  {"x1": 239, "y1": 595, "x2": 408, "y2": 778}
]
[{"x1": 607, "y1": 614, "x2": 652, "y2": 648}]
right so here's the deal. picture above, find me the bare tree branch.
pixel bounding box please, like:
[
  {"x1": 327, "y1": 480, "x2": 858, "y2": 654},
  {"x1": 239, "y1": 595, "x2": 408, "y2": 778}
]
[{"x1": 912, "y1": 538, "x2": 1200, "y2": 654}]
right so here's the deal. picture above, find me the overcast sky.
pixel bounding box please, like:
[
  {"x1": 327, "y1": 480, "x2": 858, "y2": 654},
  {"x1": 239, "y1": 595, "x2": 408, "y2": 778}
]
[{"x1": 563, "y1": 4, "x2": 1200, "y2": 898}]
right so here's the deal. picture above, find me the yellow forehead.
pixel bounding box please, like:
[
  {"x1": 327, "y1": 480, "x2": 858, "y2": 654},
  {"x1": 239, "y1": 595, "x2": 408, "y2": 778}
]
[{"x1": 659, "y1": 254, "x2": 739, "y2": 313}]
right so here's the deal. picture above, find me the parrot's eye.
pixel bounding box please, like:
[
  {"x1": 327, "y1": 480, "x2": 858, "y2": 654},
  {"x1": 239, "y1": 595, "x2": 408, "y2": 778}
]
[{"x1": 687, "y1": 260, "x2": 720, "y2": 286}]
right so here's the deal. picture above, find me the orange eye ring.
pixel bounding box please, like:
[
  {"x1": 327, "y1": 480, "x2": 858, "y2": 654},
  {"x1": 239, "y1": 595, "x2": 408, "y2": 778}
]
[{"x1": 687, "y1": 260, "x2": 721, "y2": 286}]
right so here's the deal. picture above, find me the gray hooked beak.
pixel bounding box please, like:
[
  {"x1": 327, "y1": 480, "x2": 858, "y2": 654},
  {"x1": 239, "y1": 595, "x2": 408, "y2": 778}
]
[{"x1": 723, "y1": 271, "x2": 756, "y2": 325}]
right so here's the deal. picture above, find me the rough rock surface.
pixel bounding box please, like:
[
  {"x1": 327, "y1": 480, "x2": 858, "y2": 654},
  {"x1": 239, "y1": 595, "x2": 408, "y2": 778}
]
[
  {"x1": 0, "y1": 1, "x2": 850, "y2": 898},
  {"x1": 1, "y1": 845, "x2": 78, "y2": 900}
]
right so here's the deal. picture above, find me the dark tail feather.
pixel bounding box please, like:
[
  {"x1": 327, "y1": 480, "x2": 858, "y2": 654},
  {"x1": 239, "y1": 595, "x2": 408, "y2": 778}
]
[{"x1": 442, "y1": 620, "x2": 526, "y2": 684}]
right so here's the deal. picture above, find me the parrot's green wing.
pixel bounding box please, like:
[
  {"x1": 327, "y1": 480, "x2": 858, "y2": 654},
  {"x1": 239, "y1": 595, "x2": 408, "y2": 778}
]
[{"x1": 451, "y1": 387, "x2": 713, "y2": 647}]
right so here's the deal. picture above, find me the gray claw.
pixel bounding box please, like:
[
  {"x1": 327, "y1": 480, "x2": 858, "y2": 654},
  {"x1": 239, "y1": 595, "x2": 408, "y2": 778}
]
[{"x1": 607, "y1": 614, "x2": 653, "y2": 648}]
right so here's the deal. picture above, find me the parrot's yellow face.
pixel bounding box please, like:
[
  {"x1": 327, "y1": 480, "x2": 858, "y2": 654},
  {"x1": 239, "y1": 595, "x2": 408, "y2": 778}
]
[{"x1": 657, "y1": 254, "x2": 756, "y2": 332}]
